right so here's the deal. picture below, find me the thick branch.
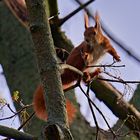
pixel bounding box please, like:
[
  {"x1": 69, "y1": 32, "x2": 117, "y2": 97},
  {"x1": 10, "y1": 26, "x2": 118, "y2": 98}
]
[
  {"x1": 0, "y1": 125, "x2": 36, "y2": 140},
  {"x1": 25, "y1": 0, "x2": 72, "y2": 139},
  {"x1": 91, "y1": 76, "x2": 140, "y2": 136},
  {"x1": 60, "y1": 62, "x2": 140, "y2": 136}
]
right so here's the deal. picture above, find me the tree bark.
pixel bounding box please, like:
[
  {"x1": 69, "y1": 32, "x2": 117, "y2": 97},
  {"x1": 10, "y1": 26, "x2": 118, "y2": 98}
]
[
  {"x1": 0, "y1": 125, "x2": 36, "y2": 140},
  {"x1": 1, "y1": 0, "x2": 140, "y2": 139},
  {"x1": 91, "y1": 77, "x2": 140, "y2": 137},
  {"x1": 0, "y1": 1, "x2": 96, "y2": 140},
  {"x1": 25, "y1": 0, "x2": 73, "y2": 139}
]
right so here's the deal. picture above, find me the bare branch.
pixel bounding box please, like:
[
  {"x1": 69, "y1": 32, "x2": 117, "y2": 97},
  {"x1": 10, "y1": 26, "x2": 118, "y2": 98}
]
[
  {"x1": 0, "y1": 104, "x2": 32, "y2": 121},
  {"x1": 60, "y1": 63, "x2": 83, "y2": 76},
  {"x1": 78, "y1": 84, "x2": 116, "y2": 137},
  {"x1": 6, "y1": 103, "x2": 16, "y2": 114},
  {"x1": 17, "y1": 112, "x2": 35, "y2": 131},
  {"x1": 98, "y1": 77, "x2": 140, "y2": 84},
  {"x1": 86, "y1": 83, "x2": 100, "y2": 140},
  {"x1": 90, "y1": 76, "x2": 140, "y2": 138},
  {"x1": 0, "y1": 125, "x2": 36, "y2": 140},
  {"x1": 87, "y1": 60, "x2": 125, "y2": 68},
  {"x1": 59, "y1": 0, "x2": 95, "y2": 26}
]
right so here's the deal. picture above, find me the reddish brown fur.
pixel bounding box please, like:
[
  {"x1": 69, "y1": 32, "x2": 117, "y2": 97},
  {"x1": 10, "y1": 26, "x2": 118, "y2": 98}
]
[
  {"x1": 33, "y1": 85, "x2": 77, "y2": 123},
  {"x1": 33, "y1": 12, "x2": 120, "y2": 123},
  {"x1": 4, "y1": 1, "x2": 120, "y2": 123}
]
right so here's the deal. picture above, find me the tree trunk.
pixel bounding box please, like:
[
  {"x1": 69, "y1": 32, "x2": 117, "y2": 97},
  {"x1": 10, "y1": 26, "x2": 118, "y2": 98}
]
[{"x1": 0, "y1": 1, "x2": 97, "y2": 139}]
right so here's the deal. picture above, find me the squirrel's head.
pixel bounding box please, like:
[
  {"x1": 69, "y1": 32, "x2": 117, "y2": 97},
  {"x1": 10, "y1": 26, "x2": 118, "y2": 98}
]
[{"x1": 84, "y1": 12, "x2": 103, "y2": 46}]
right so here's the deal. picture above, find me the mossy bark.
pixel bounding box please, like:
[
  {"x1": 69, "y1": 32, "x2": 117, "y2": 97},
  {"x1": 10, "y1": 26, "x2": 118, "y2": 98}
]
[
  {"x1": 0, "y1": 1, "x2": 45, "y2": 139},
  {"x1": 0, "y1": 1, "x2": 96, "y2": 139}
]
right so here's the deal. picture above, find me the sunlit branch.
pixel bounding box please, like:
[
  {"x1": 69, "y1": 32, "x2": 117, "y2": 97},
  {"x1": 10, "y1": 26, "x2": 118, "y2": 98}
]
[{"x1": 60, "y1": 64, "x2": 83, "y2": 76}]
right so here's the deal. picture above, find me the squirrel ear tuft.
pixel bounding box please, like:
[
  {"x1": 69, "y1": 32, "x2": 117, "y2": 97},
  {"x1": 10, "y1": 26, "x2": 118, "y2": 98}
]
[
  {"x1": 84, "y1": 12, "x2": 89, "y2": 29},
  {"x1": 94, "y1": 11, "x2": 101, "y2": 31},
  {"x1": 95, "y1": 11, "x2": 100, "y2": 22}
]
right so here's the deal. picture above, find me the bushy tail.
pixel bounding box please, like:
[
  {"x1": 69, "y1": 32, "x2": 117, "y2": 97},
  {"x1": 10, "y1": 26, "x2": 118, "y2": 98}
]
[{"x1": 33, "y1": 85, "x2": 77, "y2": 123}]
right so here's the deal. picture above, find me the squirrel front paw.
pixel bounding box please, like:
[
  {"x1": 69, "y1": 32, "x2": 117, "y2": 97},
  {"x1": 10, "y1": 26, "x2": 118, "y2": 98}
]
[
  {"x1": 83, "y1": 72, "x2": 91, "y2": 83},
  {"x1": 83, "y1": 68, "x2": 101, "y2": 83},
  {"x1": 114, "y1": 55, "x2": 121, "y2": 62}
]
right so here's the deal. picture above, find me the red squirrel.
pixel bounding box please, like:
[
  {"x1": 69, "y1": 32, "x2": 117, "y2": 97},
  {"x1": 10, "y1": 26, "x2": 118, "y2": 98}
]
[{"x1": 33, "y1": 12, "x2": 120, "y2": 123}]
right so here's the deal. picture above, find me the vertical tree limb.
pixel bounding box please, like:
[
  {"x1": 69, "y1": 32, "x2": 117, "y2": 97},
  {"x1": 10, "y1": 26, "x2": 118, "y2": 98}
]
[{"x1": 25, "y1": 0, "x2": 73, "y2": 139}]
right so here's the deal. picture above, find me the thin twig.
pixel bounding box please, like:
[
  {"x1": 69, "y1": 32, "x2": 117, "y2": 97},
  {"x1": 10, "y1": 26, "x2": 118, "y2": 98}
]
[
  {"x1": 74, "y1": 0, "x2": 140, "y2": 64},
  {"x1": 88, "y1": 60, "x2": 123, "y2": 68},
  {"x1": 59, "y1": 0, "x2": 95, "y2": 26},
  {"x1": 86, "y1": 83, "x2": 99, "y2": 140},
  {"x1": 17, "y1": 112, "x2": 35, "y2": 130},
  {"x1": 78, "y1": 84, "x2": 117, "y2": 137},
  {"x1": 116, "y1": 115, "x2": 129, "y2": 134},
  {"x1": 2, "y1": 112, "x2": 35, "y2": 140},
  {"x1": 6, "y1": 104, "x2": 16, "y2": 114},
  {"x1": 98, "y1": 78, "x2": 140, "y2": 84},
  {"x1": 87, "y1": 64, "x2": 125, "y2": 68},
  {"x1": 116, "y1": 130, "x2": 140, "y2": 138},
  {"x1": 0, "y1": 104, "x2": 32, "y2": 121},
  {"x1": 0, "y1": 113, "x2": 17, "y2": 121}
]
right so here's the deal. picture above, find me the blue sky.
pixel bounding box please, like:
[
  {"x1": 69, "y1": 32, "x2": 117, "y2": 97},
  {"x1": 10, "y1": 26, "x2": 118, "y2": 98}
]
[
  {"x1": 58, "y1": 0, "x2": 140, "y2": 89},
  {"x1": 58, "y1": 0, "x2": 140, "y2": 129}
]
